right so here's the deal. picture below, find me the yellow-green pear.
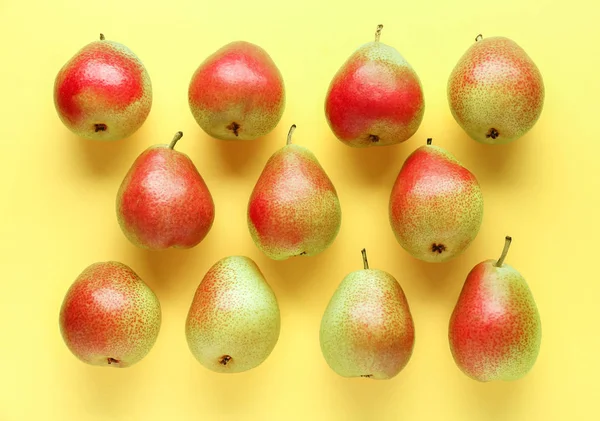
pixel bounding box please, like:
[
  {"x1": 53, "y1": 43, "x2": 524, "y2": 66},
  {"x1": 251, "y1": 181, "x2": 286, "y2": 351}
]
[
  {"x1": 320, "y1": 249, "x2": 415, "y2": 379},
  {"x1": 185, "y1": 256, "x2": 281, "y2": 373}
]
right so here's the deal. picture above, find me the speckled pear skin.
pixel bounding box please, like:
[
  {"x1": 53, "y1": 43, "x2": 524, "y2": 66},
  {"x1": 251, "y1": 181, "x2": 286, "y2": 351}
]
[
  {"x1": 319, "y1": 252, "x2": 415, "y2": 380},
  {"x1": 188, "y1": 41, "x2": 285, "y2": 141},
  {"x1": 447, "y1": 36, "x2": 544, "y2": 144},
  {"x1": 54, "y1": 34, "x2": 152, "y2": 141},
  {"x1": 389, "y1": 140, "x2": 483, "y2": 263},
  {"x1": 449, "y1": 239, "x2": 542, "y2": 382},
  {"x1": 247, "y1": 127, "x2": 342, "y2": 260},
  {"x1": 116, "y1": 133, "x2": 215, "y2": 250},
  {"x1": 59, "y1": 262, "x2": 161, "y2": 368},
  {"x1": 185, "y1": 256, "x2": 281, "y2": 374},
  {"x1": 325, "y1": 25, "x2": 424, "y2": 147}
]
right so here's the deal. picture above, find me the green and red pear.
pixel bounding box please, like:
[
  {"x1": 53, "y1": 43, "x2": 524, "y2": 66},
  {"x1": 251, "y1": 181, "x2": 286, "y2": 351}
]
[
  {"x1": 59, "y1": 261, "x2": 161, "y2": 368},
  {"x1": 54, "y1": 34, "x2": 152, "y2": 141},
  {"x1": 447, "y1": 34, "x2": 545, "y2": 144},
  {"x1": 247, "y1": 125, "x2": 342, "y2": 260},
  {"x1": 116, "y1": 131, "x2": 215, "y2": 250},
  {"x1": 325, "y1": 24, "x2": 424, "y2": 147},
  {"x1": 448, "y1": 236, "x2": 542, "y2": 381},
  {"x1": 319, "y1": 249, "x2": 415, "y2": 379},
  {"x1": 389, "y1": 138, "x2": 483, "y2": 262},
  {"x1": 188, "y1": 41, "x2": 285, "y2": 141},
  {"x1": 185, "y1": 256, "x2": 281, "y2": 373}
]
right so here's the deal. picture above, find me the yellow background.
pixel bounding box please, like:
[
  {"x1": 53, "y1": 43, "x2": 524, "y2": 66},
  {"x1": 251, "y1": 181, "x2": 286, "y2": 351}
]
[{"x1": 1, "y1": 0, "x2": 598, "y2": 419}]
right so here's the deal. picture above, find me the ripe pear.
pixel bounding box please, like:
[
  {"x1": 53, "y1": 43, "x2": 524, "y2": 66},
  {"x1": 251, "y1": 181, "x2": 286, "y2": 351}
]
[
  {"x1": 320, "y1": 249, "x2": 415, "y2": 379},
  {"x1": 389, "y1": 138, "x2": 483, "y2": 263},
  {"x1": 54, "y1": 34, "x2": 152, "y2": 141},
  {"x1": 247, "y1": 125, "x2": 342, "y2": 260},
  {"x1": 447, "y1": 34, "x2": 545, "y2": 144},
  {"x1": 448, "y1": 236, "x2": 542, "y2": 382},
  {"x1": 325, "y1": 24, "x2": 424, "y2": 147},
  {"x1": 188, "y1": 41, "x2": 285, "y2": 141},
  {"x1": 59, "y1": 261, "x2": 161, "y2": 368},
  {"x1": 185, "y1": 256, "x2": 281, "y2": 373},
  {"x1": 116, "y1": 131, "x2": 215, "y2": 250}
]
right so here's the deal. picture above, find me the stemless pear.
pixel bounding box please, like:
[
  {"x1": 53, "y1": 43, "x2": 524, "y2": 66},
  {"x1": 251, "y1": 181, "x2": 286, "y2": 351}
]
[
  {"x1": 325, "y1": 24, "x2": 424, "y2": 147},
  {"x1": 320, "y1": 249, "x2": 415, "y2": 380},
  {"x1": 389, "y1": 138, "x2": 483, "y2": 262},
  {"x1": 185, "y1": 256, "x2": 281, "y2": 373},
  {"x1": 54, "y1": 33, "x2": 152, "y2": 141},
  {"x1": 188, "y1": 41, "x2": 285, "y2": 141},
  {"x1": 449, "y1": 236, "x2": 542, "y2": 382},
  {"x1": 247, "y1": 125, "x2": 342, "y2": 260},
  {"x1": 447, "y1": 34, "x2": 545, "y2": 144},
  {"x1": 59, "y1": 262, "x2": 161, "y2": 368}
]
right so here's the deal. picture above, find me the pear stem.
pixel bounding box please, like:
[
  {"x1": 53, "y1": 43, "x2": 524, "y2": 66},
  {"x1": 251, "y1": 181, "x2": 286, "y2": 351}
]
[
  {"x1": 475, "y1": 34, "x2": 483, "y2": 42},
  {"x1": 286, "y1": 124, "x2": 297, "y2": 145},
  {"x1": 361, "y1": 249, "x2": 369, "y2": 270},
  {"x1": 168, "y1": 131, "x2": 184, "y2": 149},
  {"x1": 496, "y1": 236, "x2": 512, "y2": 267},
  {"x1": 427, "y1": 138, "x2": 432, "y2": 145},
  {"x1": 100, "y1": 33, "x2": 105, "y2": 41},
  {"x1": 375, "y1": 24, "x2": 383, "y2": 42}
]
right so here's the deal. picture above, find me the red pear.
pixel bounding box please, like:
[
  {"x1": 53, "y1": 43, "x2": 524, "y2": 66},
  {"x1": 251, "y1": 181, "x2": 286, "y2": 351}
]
[
  {"x1": 59, "y1": 261, "x2": 161, "y2": 368},
  {"x1": 247, "y1": 125, "x2": 342, "y2": 260},
  {"x1": 116, "y1": 132, "x2": 215, "y2": 250},
  {"x1": 325, "y1": 25, "x2": 424, "y2": 147},
  {"x1": 54, "y1": 34, "x2": 152, "y2": 141},
  {"x1": 448, "y1": 236, "x2": 542, "y2": 381},
  {"x1": 389, "y1": 138, "x2": 484, "y2": 262},
  {"x1": 188, "y1": 41, "x2": 285, "y2": 141}
]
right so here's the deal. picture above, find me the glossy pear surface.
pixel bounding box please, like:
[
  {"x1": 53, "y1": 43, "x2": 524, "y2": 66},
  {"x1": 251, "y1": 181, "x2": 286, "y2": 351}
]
[
  {"x1": 188, "y1": 41, "x2": 285, "y2": 141},
  {"x1": 116, "y1": 132, "x2": 215, "y2": 250},
  {"x1": 325, "y1": 25, "x2": 424, "y2": 147},
  {"x1": 54, "y1": 34, "x2": 152, "y2": 141}
]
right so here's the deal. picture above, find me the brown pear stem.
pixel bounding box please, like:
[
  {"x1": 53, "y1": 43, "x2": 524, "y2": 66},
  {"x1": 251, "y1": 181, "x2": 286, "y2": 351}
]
[
  {"x1": 100, "y1": 33, "x2": 105, "y2": 40},
  {"x1": 375, "y1": 25, "x2": 383, "y2": 42},
  {"x1": 475, "y1": 34, "x2": 483, "y2": 42},
  {"x1": 168, "y1": 131, "x2": 184, "y2": 149},
  {"x1": 361, "y1": 249, "x2": 369, "y2": 270},
  {"x1": 496, "y1": 236, "x2": 512, "y2": 267},
  {"x1": 427, "y1": 138, "x2": 432, "y2": 145},
  {"x1": 286, "y1": 124, "x2": 297, "y2": 145}
]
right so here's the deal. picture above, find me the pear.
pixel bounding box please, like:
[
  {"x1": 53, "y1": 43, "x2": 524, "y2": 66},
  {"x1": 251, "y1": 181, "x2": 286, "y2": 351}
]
[
  {"x1": 54, "y1": 34, "x2": 152, "y2": 141},
  {"x1": 389, "y1": 138, "x2": 483, "y2": 263},
  {"x1": 447, "y1": 34, "x2": 545, "y2": 144},
  {"x1": 320, "y1": 249, "x2": 415, "y2": 379},
  {"x1": 448, "y1": 236, "x2": 542, "y2": 381},
  {"x1": 325, "y1": 24, "x2": 424, "y2": 147},
  {"x1": 247, "y1": 125, "x2": 342, "y2": 260},
  {"x1": 59, "y1": 261, "x2": 161, "y2": 368},
  {"x1": 188, "y1": 41, "x2": 285, "y2": 141},
  {"x1": 116, "y1": 131, "x2": 215, "y2": 250},
  {"x1": 185, "y1": 256, "x2": 281, "y2": 373}
]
